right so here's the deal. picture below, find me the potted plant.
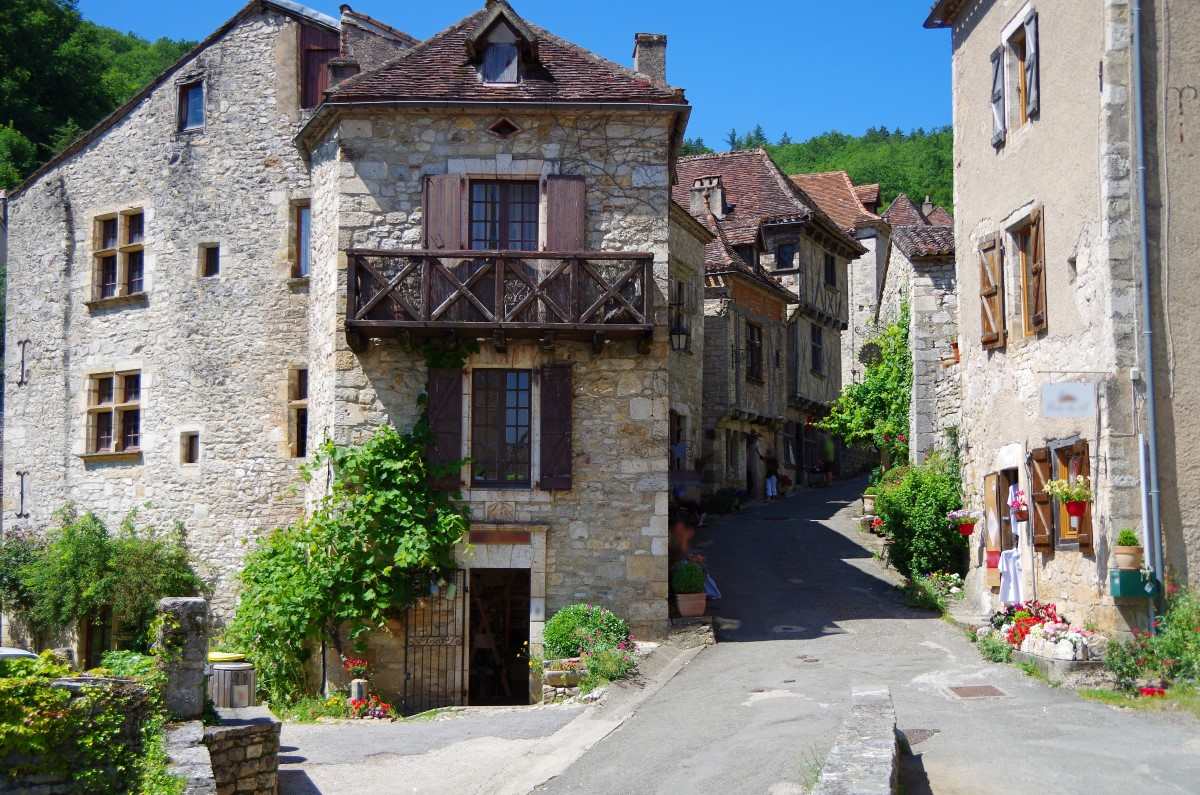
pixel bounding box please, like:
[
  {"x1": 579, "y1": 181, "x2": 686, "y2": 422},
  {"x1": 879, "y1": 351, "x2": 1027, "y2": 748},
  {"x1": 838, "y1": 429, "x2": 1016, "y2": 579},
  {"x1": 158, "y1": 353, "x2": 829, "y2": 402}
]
[
  {"x1": 1046, "y1": 476, "x2": 1092, "y2": 528},
  {"x1": 343, "y1": 656, "x2": 370, "y2": 702},
  {"x1": 671, "y1": 561, "x2": 707, "y2": 618},
  {"x1": 862, "y1": 486, "x2": 878, "y2": 515},
  {"x1": 1112, "y1": 528, "x2": 1144, "y2": 571},
  {"x1": 947, "y1": 509, "x2": 980, "y2": 536},
  {"x1": 1008, "y1": 489, "x2": 1029, "y2": 522}
]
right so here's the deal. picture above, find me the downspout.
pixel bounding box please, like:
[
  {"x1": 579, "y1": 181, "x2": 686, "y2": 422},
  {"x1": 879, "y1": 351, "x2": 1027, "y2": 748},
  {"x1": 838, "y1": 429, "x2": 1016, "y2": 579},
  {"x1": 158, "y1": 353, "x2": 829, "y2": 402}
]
[{"x1": 1130, "y1": 0, "x2": 1166, "y2": 594}]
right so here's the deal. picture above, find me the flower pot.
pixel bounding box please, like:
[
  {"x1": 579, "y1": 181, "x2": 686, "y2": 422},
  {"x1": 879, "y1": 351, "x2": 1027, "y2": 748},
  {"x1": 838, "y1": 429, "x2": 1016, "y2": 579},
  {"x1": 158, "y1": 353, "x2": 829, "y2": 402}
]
[
  {"x1": 862, "y1": 494, "x2": 877, "y2": 514},
  {"x1": 1013, "y1": 509, "x2": 1029, "y2": 522},
  {"x1": 1065, "y1": 501, "x2": 1088, "y2": 518},
  {"x1": 986, "y1": 549, "x2": 1001, "y2": 569},
  {"x1": 1112, "y1": 545, "x2": 1144, "y2": 571},
  {"x1": 958, "y1": 522, "x2": 976, "y2": 536},
  {"x1": 675, "y1": 592, "x2": 707, "y2": 618}
]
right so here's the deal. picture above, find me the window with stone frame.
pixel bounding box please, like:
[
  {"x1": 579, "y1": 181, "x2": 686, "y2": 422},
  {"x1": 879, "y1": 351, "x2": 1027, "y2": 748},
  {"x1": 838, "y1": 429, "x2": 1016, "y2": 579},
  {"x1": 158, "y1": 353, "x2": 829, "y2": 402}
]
[
  {"x1": 775, "y1": 243, "x2": 797, "y2": 270},
  {"x1": 471, "y1": 369, "x2": 532, "y2": 487},
  {"x1": 86, "y1": 371, "x2": 141, "y2": 455},
  {"x1": 289, "y1": 368, "x2": 309, "y2": 458},
  {"x1": 181, "y1": 432, "x2": 200, "y2": 465},
  {"x1": 92, "y1": 210, "x2": 146, "y2": 302},
  {"x1": 294, "y1": 202, "x2": 312, "y2": 278},
  {"x1": 178, "y1": 80, "x2": 204, "y2": 131},
  {"x1": 200, "y1": 244, "x2": 220, "y2": 278},
  {"x1": 469, "y1": 180, "x2": 539, "y2": 251},
  {"x1": 746, "y1": 321, "x2": 764, "y2": 382}
]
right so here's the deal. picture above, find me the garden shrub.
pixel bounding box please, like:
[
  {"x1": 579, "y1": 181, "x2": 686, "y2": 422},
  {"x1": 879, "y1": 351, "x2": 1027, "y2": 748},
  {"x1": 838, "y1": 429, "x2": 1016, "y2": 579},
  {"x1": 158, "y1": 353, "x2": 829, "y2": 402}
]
[
  {"x1": 1153, "y1": 589, "x2": 1200, "y2": 683},
  {"x1": 543, "y1": 604, "x2": 630, "y2": 660},
  {"x1": 580, "y1": 645, "x2": 637, "y2": 693},
  {"x1": 670, "y1": 562, "x2": 706, "y2": 595},
  {"x1": 875, "y1": 454, "x2": 964, "y2": 578},
  {"x1": 977, "y1": 633, "x2": 1014, "y2": 663}
]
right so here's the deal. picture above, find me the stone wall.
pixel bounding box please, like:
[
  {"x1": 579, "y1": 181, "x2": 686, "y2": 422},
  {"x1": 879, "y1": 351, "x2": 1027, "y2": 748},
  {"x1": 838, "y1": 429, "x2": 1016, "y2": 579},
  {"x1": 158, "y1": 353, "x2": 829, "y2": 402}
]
[
  {"x1": 841, "y1": 227, "x2": 890, "y2": 385},
  {"x1": 667, "y1": 207, "x2": 708, "y2": 481},
  {"x1": 908, "y1": 258, "x2": 959, "y2": 463},
  {"x1": 203, "y1": 708, "x2": 281, "y2": 795},
  {"x1": 1, "y1": 7, "x2": 319, "y2": 618}
]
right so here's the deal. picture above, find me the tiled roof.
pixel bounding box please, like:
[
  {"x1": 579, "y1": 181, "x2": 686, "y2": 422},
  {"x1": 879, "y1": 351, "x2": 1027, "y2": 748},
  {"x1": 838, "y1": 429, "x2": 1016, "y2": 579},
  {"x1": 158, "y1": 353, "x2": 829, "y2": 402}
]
[
  {"x1": 926, "y1": 206, "x2": 954, "y2": 226},
  {"x1": 789, "y1": 171, "x2": 881, "y2": 233},
  {"x1": 925, "y1": 0, "x2": 968, "y2": 29},
  {"x1": 329, "y1": 3, "x2": 684, "y2": 105},
  {"x1": 882, "y1": 193, "x2": 927, "y2": 227},
  {"x1": 696, "y1": 213, "x2": 796, "y2": 302},
  {"x1": 854, "y1": 182, "x2": 880, "y2": 209},
  {"x1": 893, "y1": 225, "x2": 955, "y2": 259}
]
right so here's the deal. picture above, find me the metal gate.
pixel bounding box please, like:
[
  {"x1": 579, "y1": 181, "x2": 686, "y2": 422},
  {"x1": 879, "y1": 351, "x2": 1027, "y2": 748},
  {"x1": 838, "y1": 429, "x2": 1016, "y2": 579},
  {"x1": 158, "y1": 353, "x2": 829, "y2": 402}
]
[{"x1": 402, "y1": 570, "x2": 467, "y2": 715}]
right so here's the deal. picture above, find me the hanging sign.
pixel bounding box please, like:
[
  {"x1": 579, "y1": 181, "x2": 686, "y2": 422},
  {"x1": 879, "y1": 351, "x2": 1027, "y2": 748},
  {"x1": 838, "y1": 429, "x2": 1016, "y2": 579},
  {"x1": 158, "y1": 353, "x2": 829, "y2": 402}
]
[{"x1": 1041, "y1": 382, "x2": 1096, "y2": 419}]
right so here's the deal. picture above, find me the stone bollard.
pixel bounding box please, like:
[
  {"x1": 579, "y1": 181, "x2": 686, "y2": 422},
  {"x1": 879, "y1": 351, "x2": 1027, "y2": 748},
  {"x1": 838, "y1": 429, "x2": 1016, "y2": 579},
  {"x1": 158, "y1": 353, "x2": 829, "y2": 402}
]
[
  {"x1": 157, "y1": 597, "x2": 209, "y2": 721},
  {"x1": 349, "y1": 679, "x2": 368, "y2": 701}
]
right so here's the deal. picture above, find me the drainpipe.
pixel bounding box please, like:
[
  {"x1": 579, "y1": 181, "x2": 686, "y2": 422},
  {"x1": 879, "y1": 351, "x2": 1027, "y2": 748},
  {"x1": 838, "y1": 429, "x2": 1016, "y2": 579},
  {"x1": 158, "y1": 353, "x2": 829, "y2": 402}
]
[{"x1": 1130, "y1": 0, "x2": 1166, "y2": 595}]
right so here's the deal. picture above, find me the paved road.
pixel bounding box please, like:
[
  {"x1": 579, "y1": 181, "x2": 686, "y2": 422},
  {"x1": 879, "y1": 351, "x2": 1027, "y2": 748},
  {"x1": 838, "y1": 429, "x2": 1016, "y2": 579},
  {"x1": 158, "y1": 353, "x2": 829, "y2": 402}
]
[{"x1": 539, "y1": 479, "x2": 1200, "y2": 795}]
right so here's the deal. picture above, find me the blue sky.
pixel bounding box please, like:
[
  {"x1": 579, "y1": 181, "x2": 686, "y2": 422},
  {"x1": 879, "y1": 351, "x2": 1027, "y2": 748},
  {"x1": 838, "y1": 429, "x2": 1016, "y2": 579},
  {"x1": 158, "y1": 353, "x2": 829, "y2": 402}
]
[{"x1": 79, "y1": 0, "x2": 951, "y2": 147}]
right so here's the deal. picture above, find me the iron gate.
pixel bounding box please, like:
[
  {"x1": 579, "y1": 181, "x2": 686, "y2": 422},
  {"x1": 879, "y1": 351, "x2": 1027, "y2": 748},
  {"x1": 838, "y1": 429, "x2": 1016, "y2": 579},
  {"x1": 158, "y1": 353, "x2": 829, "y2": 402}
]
[{"x1": 402, "y1": 570, "x2": 467, "y2": 715}]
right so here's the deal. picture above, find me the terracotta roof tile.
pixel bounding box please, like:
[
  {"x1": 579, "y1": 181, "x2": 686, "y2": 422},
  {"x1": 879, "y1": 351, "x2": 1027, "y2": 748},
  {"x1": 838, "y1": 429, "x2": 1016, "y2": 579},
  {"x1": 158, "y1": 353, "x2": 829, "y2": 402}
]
[
  {"x1": 329, "y1": 4, "x2": 684, "y2": 105},
  {"x1": 854, "y1": 182, "x2": 880, "y2": 209},
  {"x1": 926, "y1": 206, "x2": 954, "y2": 226},
  {"x1": 893, "y1": 225, "x2": 955, "y2": 259},
  {"x1": 882, "y1": 193, "x2": 927, "y2": 227},
  {"x1": 789, "y1": 171, "x2": 881, "y2": 233}
]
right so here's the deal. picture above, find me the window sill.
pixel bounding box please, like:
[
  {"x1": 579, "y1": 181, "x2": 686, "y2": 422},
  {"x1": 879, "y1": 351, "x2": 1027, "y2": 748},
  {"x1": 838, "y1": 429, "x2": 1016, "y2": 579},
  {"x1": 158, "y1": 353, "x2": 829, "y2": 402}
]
[
  {"x1": 86, "y1": 292, "x2": 148, "y2": 311},
  {"x1": 471, "y1": 482, "x2": 534, "y2": 491},
  {"x1": 80, "y1": 449, "x2": 143, "y2": 463}
]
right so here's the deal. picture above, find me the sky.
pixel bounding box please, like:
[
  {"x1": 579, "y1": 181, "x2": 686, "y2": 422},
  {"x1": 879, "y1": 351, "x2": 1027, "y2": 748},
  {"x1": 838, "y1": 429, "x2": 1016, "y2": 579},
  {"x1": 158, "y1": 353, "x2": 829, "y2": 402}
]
[{"x1": 78, "y1": 0, "x2": 952, "y2": 147}]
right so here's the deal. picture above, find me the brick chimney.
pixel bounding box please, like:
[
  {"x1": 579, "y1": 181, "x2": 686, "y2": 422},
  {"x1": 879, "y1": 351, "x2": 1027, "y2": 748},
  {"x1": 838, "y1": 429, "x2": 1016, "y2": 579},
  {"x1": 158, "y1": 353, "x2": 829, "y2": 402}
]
[
  {"x1": 690, "y1": 176, "x2": 726, "y2": 220},
  {"x1": 633, "y1": 33, "x2": 667, "y2": 87}
]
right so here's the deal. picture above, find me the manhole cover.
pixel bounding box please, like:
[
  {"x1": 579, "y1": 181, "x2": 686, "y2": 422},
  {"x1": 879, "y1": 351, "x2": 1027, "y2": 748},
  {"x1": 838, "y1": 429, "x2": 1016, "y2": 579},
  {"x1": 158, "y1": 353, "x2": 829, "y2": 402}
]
[
  {"x1": 772, "y1": 625, "x2": 806, "y2": 634},
  {"x1": 949, "y1": 685, "x2": 1007, "y2": 699},
  {"x1": 900, "y1": 728, "x2": 940, "y2": 747}
]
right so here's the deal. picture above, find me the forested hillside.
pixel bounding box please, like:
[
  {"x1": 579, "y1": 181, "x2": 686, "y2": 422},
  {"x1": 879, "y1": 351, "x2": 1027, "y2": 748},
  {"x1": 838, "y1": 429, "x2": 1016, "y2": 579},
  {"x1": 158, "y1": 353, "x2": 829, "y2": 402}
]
[
  {"x1": 0, "y1": 0, "x2": 194, "y2": 189},
  {"x1": 682, "y1": 125, "x2": 953, "y2": 211}
]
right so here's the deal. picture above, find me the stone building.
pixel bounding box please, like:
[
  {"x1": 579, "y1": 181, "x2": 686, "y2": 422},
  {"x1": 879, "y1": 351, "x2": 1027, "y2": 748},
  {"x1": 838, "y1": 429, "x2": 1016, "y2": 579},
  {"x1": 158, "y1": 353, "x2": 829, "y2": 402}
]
[
  {"x1": 674, "y1": 151, "x2": 863, "y2": 496},
  {"x1": 925, "y1": 0, "x2": 1200, "y2": 630},
  {"x1": 1, "y1": 0, "x2": 706, "y2": 705}
]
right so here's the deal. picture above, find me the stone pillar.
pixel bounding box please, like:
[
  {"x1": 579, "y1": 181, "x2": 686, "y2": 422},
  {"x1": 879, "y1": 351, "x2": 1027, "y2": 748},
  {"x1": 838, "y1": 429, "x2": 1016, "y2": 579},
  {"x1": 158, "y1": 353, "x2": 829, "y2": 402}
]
[{"x1": 158, "y1": 597, "x2": 209, "y2": 721}]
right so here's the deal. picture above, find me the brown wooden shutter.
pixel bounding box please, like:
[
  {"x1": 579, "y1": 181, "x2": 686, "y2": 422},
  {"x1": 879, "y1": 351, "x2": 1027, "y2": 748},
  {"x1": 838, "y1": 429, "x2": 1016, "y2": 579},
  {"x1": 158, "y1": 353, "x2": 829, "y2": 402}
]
[
  {"x1": 1027, "y1": 208, "x2": 1048, "y2": 334},
  {"x1": 424, "y1": 174, "x2": 468, "y2": 250},
  {"x1": 991, "y1": 46, "x2": 1007, "y2": 148},
  {"x1": 984, "y1": 473, "x2": 1001, "y2": 552},
  {"x1": 979, "y1": 235, "x2": 1006, "y2": 349},
  {"x1": 1030, "y1": 447, "x2": 1053, "y2": 548},
  {"x1": 1024, "y1": 11, "x2": 1040, "y2": 119},
  {"x1": 300, "y1": 25, "x2": 340, "y2": 109},
  {"x1": 544, "y1": 175, "x2": 586, "y2": 252},
  {"x1": 427, "y1": 368, "x2": 463, "y2": 489},
  {"x1": 1075, "y1": 440, "x2": 1093, "y2": 550},
  {"x1": 539, "y1": 364, "x2": 573, "y2": 490}
]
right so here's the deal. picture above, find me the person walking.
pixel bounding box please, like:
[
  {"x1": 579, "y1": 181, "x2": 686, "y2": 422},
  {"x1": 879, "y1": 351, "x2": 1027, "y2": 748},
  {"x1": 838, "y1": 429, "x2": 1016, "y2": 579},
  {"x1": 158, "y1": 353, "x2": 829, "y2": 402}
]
[{"x1": 759, "y1": 444, "x2": 780, "y2": 501}]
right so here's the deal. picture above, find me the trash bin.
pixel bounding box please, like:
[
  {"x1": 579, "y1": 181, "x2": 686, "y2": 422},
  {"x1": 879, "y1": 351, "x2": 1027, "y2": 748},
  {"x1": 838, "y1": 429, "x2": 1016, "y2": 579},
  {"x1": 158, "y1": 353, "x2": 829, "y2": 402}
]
[{"x1": 209, "y1": 661, "x2": 257, "y2": 708}]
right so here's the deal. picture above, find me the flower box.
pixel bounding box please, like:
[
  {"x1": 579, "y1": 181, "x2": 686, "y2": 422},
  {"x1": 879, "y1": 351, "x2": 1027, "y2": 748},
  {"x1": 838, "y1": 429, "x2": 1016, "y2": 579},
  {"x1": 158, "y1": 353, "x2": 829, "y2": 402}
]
[{"x1": 1109, "y1": 568, "x2": 1158, "y2": 600}]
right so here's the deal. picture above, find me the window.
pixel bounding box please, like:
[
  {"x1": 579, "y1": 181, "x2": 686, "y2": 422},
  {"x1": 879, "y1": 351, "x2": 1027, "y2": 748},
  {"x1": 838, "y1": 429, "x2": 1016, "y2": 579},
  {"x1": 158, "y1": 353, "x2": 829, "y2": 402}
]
[
  {"x1": 1030, "y1": 441, "x2": 1092, "y2": 550},
  {"x1": 16, "y1": 471, "x2": 29, "y2": 519},
  {"x1": 86, "y1": 371, "x2": 141, "y2": 455},
  {"x1": 811, "y1": 324, "x2": 824, "y2": 375},
  {"x1": 482, "y1": 42, "x2": 519, "y2": 83},
  {"x1": 978, "y1": 234, "x2": 1006, "y2": 349},
  {"x1": 294, "y1": 203, "x2": 312, "y2": 277},
  {"x1": 776, "y1": 244, "x2": 796, "y2": 270},
  {"x1": 92, "y1": 210, "x2": 146, "y2": 302},
  {"x1": 471, "y1": 369, "x2": 532, "y2": 487},
  {"x1": 289, "y1": 368, "x2": 309, "y2": 458},
  {"x1": 1006, "y1": 11, "x2": 1040, "y2": 128},
  {"x1": 181, "y1": 432, "x2": 200, "y2": 465},
  {"x1": 469, "y1": 181, "x2": 538, "y2": 251},
  {"x1": 824, "y1": 253, "x2": 837, "y2": 287},
  {"x1": 1053, "y1": 441, "x2": 1089, "y2": 545},
  {"x1": 179, "y1": 81, "x2": 204, "y2": 131},
  {"x1": 1015, "y1": 209, "x2": 1047, "y2": 336},
  {"x1": 201, "y1": 245, "x2": 220, "y2": 277},
  {"x1": 1009, "y1": 27, "x2": 1029, "y2": 127},
  {"x1": 300, "y1": 25, "x2": 339, "y2": 109},
  {"x1": 734, "y1": 245, "x2": 757, "y2": 268},
  {"x1": 746, "y1": 322, "x2": 764, "y2": 382}
]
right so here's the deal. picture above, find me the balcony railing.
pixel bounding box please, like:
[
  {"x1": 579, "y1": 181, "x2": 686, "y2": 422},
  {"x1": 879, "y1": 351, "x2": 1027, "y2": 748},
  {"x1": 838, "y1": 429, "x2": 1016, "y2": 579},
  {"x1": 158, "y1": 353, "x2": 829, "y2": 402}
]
[{"x1": 346, "y1": 249, "x2": 654, "y2": 347}]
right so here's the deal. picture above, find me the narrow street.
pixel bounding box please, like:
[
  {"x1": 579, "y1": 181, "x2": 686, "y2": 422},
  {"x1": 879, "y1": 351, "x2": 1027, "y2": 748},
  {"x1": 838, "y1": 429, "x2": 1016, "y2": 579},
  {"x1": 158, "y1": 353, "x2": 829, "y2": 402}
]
[{"x1": 538, "y1": 479, "x2": 1200, "y2": 794}]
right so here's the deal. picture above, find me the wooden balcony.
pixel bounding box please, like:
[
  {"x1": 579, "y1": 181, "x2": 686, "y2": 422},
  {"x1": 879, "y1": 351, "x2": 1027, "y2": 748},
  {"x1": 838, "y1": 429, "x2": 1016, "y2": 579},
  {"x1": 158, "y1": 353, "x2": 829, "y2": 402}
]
[
  {"x1": 791, "y1": 270, "x2": 847, "y2": 328},
  {"x1": 345, "y1": 249, "x2": 654, "y2": 350}
]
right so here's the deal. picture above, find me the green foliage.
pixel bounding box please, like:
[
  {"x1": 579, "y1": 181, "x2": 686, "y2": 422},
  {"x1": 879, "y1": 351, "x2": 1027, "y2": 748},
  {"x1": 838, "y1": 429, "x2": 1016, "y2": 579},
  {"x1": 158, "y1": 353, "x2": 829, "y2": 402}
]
[
  {"x1": 420, "y1": 338, "x2": 480, "y2": 370},
  {"x1": 1104, "y1": 635, "x2": 1147, "y2": 692},
  {"x1": 543, "y1": 603, "x2": 631, "y2": 660},
  {"x1": 977, "y1": 633, "x2": 1014, "y2": 663},
  {"x1": 670, "y1": 562, "x2": 706, "y2": 595},
  {"x1": 580, "y1": 645, "x2": 637, "y2": 693},
  {"x1": 1045, "y1": 476, "x2": 1092, "y2": 503},
  {"x1": 767, "y1": 126, "x2": 954, "y2": 210},
  {"x1": 903, "y1": 572, "x2": 963, "y2": 613},
  {"x1": 0, "y1": 0, "x2": 194, "y2": 188},
  {"x1": 820, "y1": 306, "x2": 912, "y2": 463},
  {"x1": 226, "y1": 423, "x2": 469, "y2": 705},
  {"x1": 679, "y1": 136, "x2": 713, "y2": 157},
  {"x1": 1152, "y1": 589, "x2": 1200, "y2": 684},
  {"x1": 4, "y1": 507, "x2": 203, "y2": 649},
  {"x1": 0, "y1": 123, "x2": 37, "y2": 188},
  {"x1": 274, "y1": 694, "x2": 351, "y2": 723},
  {"x1": 875, "y1": 454, "x2": 964, "y2": 578},
  {"x1": 1115, "y1": 528, "x2": 1142, "y2": 547}
]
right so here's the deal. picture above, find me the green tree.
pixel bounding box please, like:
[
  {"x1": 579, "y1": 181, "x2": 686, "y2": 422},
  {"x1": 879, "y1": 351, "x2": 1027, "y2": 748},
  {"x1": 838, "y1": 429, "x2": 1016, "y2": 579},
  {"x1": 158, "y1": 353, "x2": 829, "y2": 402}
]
[
  {"x1": 0, "y1": 124, "x2": 37, "y2": 189},
  {"x1": 680, "y1": 136, "x2": 713, "y2": 157}
]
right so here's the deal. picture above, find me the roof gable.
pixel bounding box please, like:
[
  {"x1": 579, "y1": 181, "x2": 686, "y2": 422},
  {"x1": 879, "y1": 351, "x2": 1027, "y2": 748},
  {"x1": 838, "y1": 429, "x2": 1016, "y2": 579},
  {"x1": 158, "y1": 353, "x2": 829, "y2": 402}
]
[{"x1": 789, "y1": 171, "x2": 882, "y2": 233}]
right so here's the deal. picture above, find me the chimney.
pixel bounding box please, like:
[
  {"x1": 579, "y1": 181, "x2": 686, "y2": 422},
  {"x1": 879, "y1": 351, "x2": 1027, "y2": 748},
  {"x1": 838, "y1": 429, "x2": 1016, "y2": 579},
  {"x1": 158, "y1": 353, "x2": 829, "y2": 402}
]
[
  {"x1": 690, "y1": 176, "x2": 725, "y2": 220},
  {"x1": 327, "y1": 57, "x2": 361, "y2": 88},
  {"x1": 633, "y1": 33, "x2": 668, "y2": 88},
  {"x1": 922, "y1": 195, "x2": 935, "y2": 218}
]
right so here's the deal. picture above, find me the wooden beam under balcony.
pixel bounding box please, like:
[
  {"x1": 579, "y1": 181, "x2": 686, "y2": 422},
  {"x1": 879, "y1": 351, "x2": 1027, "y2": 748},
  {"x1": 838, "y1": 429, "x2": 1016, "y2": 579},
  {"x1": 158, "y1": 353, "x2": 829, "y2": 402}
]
[{"x1": 344, "y1": 249, "x2": 655, "y2": 346}]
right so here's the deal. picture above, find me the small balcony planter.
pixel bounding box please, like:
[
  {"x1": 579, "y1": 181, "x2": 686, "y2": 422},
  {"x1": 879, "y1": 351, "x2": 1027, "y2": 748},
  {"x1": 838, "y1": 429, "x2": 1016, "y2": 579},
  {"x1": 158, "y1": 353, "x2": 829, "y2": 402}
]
[
  {"x1": 672, "y1": 561, "x2": 708, "y2": 618},
  {"x1": 1009, "y1": 488, "x2": 1029, "y2": 522},
  {"x1": 1112, "y1": 528, "x2": 1144, "y2": 571},
  {"x1": 1110, "y1": 568, "x2": 1158, "y2": 599},
  {"x1": 986, "y1": 549, "x2": 1001, "y2": 569}
]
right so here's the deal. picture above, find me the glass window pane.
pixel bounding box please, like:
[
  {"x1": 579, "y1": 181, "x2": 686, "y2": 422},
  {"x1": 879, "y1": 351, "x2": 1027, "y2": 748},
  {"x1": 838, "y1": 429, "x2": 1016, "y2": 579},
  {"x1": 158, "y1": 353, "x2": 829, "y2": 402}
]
[
  {"x1": 126, "y1": 213, "x2": 144, "y2": 245},
  {"x1": 126, "y1": 250, "x2": 144, "y2": 293},
  {"x1": 101, "y1": 218, "x2": 118, "y2": 250},
  {"x1": 96, "y1": 412, "x2": 113, "y2": 451},
  {"x1": 482, "y1": 43, "x2": 519, "y2": 83},
  {"x1": 297, "y1": 206, "x2": 311, "y2": 276},
  {"x1": 181, "y1": 83, "x2": 204, "y2": 129}
]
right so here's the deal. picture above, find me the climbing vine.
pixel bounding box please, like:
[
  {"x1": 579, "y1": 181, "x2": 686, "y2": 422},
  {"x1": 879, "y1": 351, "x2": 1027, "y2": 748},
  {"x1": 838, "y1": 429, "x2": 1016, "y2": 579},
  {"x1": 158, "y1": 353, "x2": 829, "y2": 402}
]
[{"x1": 226, "y1": 422, "x2": 469, "y2": 705}]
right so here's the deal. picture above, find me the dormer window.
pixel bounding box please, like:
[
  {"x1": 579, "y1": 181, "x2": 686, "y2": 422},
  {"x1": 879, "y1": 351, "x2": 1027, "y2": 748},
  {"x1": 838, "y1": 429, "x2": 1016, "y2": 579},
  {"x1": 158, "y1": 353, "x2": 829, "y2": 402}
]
[{"x1": 482, "y1": 42, "x2": 519, "y2": 84}]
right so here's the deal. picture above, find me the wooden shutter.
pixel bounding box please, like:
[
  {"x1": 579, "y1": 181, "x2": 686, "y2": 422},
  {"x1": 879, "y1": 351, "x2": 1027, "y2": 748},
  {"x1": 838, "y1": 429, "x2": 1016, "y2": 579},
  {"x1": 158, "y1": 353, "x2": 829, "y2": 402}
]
[
  {"x1": 979, "y1": 235, "x2": 1006, "y2": 349},
  {"x1": 544, "y1": 175, "x2": 586, "y2": 251},
  {"x1": 1075, "y1": 440, "x2": 1093, "y2": 550},
  {"x1": 1027, "y1": 208, "x2": 1048, "y2": 334},
  {"x1": 423, "y1": 174, "x2": 467, "y2": 250},
  {"x1": 991, "y1": 46, "x2": 1007, "y2": 148},
  {"x1": 1030, "y1": 447, "x2": 1053, "y2": 548},
  {"x1": 539, "y1": 363, "x2": 573, "y2": 490},
  {"x1": 984, "y1": 473, "x2": 1001, "y2": 553},
  {"x1": 1024, "y1": 11, "x2": 1040, "y2": 119},
  {"x1": 300, "y1": 25, "x2": 340, "y2": 109},
  {"x1": 427, "y1": 368, "x2": 463, "y2": 489}
]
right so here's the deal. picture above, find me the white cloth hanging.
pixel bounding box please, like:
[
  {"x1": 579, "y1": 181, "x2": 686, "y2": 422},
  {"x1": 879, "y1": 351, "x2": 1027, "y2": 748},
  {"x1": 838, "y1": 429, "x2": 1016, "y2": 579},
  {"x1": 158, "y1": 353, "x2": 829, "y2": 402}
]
[{"x1": 999, "y1": 548, "x2": 1023, "y2": 605}]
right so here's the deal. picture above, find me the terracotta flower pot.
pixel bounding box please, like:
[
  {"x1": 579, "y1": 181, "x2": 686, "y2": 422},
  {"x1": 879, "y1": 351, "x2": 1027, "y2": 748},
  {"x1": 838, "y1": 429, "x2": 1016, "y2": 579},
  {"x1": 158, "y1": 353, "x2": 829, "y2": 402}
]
[
  {"x1": 675, "y1": 592, "x2": 707, "y2": 618},
  {"x1": 1112, "y1": 545, "x2": 1144, "y2": 571},
  {"x1": 958, "y1": 522, "x2": 976, "y2": 536},
  {"x1": 1013, "y1": 509, "x2": 1029, "y2": 522}
]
